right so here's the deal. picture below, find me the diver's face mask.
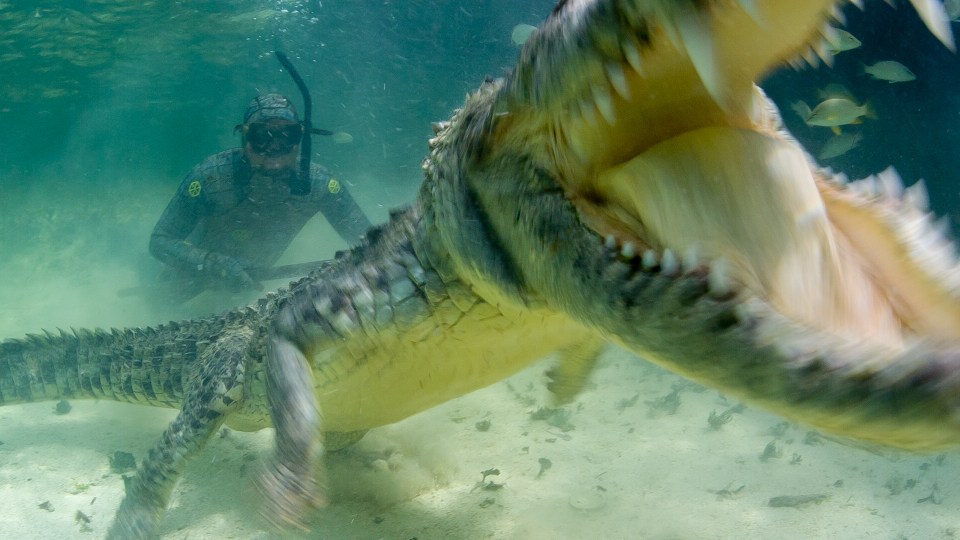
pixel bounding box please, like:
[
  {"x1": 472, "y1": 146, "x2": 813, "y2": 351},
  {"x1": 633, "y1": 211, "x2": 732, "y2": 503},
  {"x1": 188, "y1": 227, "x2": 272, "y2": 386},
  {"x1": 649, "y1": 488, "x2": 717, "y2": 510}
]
[{"x1": 243, "y1": 121, "x2": 303, "y2": 156}]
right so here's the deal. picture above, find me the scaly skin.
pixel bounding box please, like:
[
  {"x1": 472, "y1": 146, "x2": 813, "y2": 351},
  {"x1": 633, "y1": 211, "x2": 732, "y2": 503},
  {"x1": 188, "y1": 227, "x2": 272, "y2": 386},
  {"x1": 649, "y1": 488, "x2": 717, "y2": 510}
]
[
  {"x1": 0, "y1": 206, "x2": 595, "y2": 537},
  {"x1": 3, "y1": 0, "x2": 960, "y2": 537}
]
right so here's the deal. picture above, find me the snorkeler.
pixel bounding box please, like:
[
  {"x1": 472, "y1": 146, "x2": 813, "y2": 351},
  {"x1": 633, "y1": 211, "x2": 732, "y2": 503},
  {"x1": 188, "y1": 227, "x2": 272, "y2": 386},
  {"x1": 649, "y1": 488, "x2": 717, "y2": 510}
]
[{"x1": 149, "y1": 93, "x2": 372, "y2": 301}]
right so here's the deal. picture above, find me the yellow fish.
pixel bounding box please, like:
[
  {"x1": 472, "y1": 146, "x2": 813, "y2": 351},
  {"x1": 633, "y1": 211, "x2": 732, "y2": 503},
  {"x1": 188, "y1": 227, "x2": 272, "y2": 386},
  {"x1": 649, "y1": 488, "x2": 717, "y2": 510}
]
[
  {"x1": 825, "y1": 27, "x2": 862, "y2": 54},
  {"x1": 805, "y1": 98, "x2": 873, "y2": 132}
]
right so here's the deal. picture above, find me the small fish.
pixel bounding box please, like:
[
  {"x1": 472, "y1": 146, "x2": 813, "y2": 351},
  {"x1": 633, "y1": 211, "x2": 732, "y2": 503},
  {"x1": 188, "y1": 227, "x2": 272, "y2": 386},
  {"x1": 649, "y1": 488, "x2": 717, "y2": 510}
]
[
  {"x1": 816, "y1": 83, "x2": 857, "y2": 102},
  {"x1": 332, "y1": 131, "x2": 354, "y2": 144},
  {"x1": 863, "y1": 61, "x2": 916, "y2": 83},
  {"x1": 818, "y1": 132, "x2": 863, "y2": 160},
  {"x1": 805, "y1": 98, "x2": 873, "y2": 129},
  {"x1": 825, "y1": 27, "x2": 862, "y2": 54},
  {"x1": 790, "y1": 100, "x2": 812, "y2": 121}
]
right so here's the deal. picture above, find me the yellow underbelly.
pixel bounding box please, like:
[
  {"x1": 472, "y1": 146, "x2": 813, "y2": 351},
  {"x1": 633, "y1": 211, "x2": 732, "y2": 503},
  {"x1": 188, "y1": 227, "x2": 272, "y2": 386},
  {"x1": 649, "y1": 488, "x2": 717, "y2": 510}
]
[{"x1": 313, "y1": 296, "x2": 592, "y2": 432}]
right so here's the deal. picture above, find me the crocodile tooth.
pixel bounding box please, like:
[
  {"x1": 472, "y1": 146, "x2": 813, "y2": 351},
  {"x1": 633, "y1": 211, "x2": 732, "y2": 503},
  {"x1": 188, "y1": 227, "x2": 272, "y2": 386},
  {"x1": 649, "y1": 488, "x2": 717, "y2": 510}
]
[
  {"x1": 661, "y1": 249, "x2": 679, "y2": 276},
  {"x1": 905, "y1": 179, "x2": 930, "y2": 211},
  {"x1": 801, "y1": 46, "x2": 820, "y2": 69},
  {"x1": 592, "y1": 83, "x2": 616, "y2": 126},
  {"x1": 642, "y1": 249, "x2": 658, "y2": 270},
  {"x1": 820, "y1": 24, "x2": 839, "y2": 45},
  {"x1": 907, "y1": 0, "x2": 955, "y2": 51},
  {"x1": 849, "y1": 0, "x2": 864, "y2": 9},
  {"x1": 621, "y1": 242, "x2": 637, "y2": 259},
  {"x1": 813, "y1": 39, "x2": 833, "y2": 67},
  {"x1": 578, "y1": 97, "x2": 599, "y2": 128},
  {"x1": 605, "y1": 61, "x2": 630, "y2": 100},
  {"x1": 604, "y1": 234, "x2": 617, "y2": 250},
  {"x1": 660, "y1": 13, "x2": 681, "y2": 51},
  {"x1": 850, "y1": 177, "x2": 878, "y2": 198},
  {"x1": 708, "y1": 258, "x2": 732, "y2": 297},
  {"x1": 675, "y1": 8, "x2": 725, "y2": 108},
  {"x1": 828, "y1": 4, "x2": 846, "y2": 25},
  {"x1": 876, "y1": 166, "x2": 904, "y2": 199},
  {"x1": 622, "y1": 39, "x2": 645, "y2": 76}
]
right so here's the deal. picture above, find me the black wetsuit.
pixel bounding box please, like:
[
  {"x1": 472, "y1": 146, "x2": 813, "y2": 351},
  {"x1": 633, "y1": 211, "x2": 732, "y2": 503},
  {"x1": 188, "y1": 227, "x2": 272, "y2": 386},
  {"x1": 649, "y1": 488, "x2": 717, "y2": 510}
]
[{"x1": 150, "y1": 148, "x2": 371, "y2": 296}]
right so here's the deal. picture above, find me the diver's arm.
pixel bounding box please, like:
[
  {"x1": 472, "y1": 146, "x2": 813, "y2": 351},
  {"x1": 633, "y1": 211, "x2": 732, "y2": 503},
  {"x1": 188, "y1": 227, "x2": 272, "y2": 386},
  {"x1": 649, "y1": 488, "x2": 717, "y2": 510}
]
[
  {"x1": 149, "y1": 184, "x2": 209, "y2": 273},
  {"x1": 150, "y1": 191, "x2": 260, "y2": 291},
  {"x1": 313, "y1": 173, "x2": 373, "y2": 245},
  {"x1": 150, "y1": 162, "x2": 260, "y2": 292}
]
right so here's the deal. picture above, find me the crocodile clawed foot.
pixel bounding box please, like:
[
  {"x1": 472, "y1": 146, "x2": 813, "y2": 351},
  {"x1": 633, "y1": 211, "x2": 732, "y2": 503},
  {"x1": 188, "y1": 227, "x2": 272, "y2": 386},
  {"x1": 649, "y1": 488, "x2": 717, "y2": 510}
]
[
  {"x1": 106, "y1": 505, "x2": 162, "y2": 540},
  {"x1": 257, "y1": 460, "x2": 328, "y2": 532}
]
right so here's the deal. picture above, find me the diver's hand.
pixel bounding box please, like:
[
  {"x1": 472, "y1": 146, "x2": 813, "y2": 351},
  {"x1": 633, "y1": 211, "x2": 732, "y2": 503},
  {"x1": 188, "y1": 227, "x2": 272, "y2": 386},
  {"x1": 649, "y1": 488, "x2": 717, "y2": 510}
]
[{"x1": 202, "y1": 252, "x2": 262, "y2": 292}]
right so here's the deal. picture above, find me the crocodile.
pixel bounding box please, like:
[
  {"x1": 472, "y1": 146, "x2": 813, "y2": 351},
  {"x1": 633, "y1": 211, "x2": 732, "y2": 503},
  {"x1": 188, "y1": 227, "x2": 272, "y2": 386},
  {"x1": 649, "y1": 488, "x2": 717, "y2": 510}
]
[{"x1": 2, "y1": 0, "x2": 959, "y2": 537}]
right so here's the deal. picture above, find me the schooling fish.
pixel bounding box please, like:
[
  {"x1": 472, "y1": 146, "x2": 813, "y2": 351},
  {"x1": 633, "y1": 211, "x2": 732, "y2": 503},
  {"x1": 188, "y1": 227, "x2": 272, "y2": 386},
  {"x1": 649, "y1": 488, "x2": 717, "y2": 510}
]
[
  {"x1": 818, "y1": 132, "x2": 863, "y2": 160},
  {"x1": 805, "y1": 97, "x2": 873, "y2": 129},
  {"x1": 817, "y1": 83, "x2": 858, "y2": 102},
  {"x1": 825, "y1": 27, "x2": 862, "y2": 54},
  {"x1": 863, "y1": 60, "x2": 916, "y2": 83},
  {"x1": 791, "y1": 100, "x2": 812, "y2": 122}
]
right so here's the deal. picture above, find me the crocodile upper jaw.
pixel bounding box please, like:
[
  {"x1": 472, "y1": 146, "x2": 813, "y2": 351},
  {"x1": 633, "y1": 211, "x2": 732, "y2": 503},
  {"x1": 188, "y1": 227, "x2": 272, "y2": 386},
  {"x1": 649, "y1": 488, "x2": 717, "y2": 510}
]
[{"x1": 488, "y1": 0, "x2": 960, "y2": 349}]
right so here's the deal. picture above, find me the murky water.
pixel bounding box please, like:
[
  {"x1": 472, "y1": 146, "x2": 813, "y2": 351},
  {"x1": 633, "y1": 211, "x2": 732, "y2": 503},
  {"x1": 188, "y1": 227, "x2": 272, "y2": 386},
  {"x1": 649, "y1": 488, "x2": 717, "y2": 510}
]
[{"x1": 1, "y1": 2, "x2": 959, "y2": 538}]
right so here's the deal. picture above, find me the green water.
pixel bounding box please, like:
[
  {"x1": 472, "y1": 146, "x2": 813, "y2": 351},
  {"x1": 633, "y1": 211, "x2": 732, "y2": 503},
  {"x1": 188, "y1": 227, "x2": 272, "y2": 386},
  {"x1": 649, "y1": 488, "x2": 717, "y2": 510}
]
[{"x1": 1, "y1": 2, "x2": 959, "y2": 539}]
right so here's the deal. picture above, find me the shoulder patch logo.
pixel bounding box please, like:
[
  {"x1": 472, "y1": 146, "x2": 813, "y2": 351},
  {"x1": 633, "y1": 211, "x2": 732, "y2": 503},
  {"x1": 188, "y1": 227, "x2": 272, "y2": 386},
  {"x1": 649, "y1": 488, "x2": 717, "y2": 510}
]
[
  {"x1": 327, "y1": 178, "x2": 341, "y2": 194},
  {"x1": 187, "y1": 180, "x2": 202, "y2": 197}
]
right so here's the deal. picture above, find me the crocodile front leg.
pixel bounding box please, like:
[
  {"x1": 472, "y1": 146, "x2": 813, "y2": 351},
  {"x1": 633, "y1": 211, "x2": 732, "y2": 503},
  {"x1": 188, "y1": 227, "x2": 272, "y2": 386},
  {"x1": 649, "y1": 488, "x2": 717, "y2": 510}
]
[
  {"x1": 258, "y1": 223, "x2": 452, "y2": 530},
  {"x1": 258, "y1": 265, "x2": 409, "y2": 530},
  {"x1": 107, "y1": 325, "x2": 251, "y2": 539},
  {"x1": 258, "y1": 329, "x2": 324, "y2": 531}
]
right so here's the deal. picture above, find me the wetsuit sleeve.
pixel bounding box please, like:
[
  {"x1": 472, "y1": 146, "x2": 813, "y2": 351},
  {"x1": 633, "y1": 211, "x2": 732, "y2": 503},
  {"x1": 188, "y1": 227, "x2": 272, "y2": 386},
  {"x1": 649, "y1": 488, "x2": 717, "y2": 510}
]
[
  {"x1": 314, "y1": 172, "x2": 373, "y2": 245},
  {"x1": 149, "y1": 172, "x2": 210, "y2": 273}
]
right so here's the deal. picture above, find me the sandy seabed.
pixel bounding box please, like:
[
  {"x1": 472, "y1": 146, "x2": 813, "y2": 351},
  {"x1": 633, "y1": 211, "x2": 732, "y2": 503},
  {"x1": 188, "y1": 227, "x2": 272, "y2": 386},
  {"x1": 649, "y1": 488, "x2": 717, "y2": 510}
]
[{"x1": 1, "y1": 176, "x2": 959, "y2": 540}]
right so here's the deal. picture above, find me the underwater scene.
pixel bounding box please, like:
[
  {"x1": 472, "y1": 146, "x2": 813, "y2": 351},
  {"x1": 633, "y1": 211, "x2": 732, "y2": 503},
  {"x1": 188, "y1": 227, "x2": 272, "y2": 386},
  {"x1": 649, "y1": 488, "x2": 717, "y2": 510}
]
[{"x1": 2, "y1": 1, "x2": 960, "y2": 538}]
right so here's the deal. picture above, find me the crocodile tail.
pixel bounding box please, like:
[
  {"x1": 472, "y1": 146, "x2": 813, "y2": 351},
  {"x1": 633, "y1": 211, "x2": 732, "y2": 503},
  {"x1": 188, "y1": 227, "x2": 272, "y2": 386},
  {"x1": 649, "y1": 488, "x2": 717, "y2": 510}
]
[{"x1": 0, "y1": 322, "x2": 204, "y2": 408}]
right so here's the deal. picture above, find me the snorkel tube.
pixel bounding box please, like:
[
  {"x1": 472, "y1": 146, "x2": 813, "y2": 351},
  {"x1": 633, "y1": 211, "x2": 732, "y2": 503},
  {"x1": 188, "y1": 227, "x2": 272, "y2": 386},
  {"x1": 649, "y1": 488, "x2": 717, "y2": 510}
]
[{"x1": 274, "y1": 51, "x2": 313, "y2": 195}]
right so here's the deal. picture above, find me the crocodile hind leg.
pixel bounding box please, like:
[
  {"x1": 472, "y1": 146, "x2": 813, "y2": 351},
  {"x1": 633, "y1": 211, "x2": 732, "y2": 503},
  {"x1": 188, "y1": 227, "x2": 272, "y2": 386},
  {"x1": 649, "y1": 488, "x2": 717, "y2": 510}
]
[{"x1": 107, "y1": 326, "x2": 251, "y2": 540}]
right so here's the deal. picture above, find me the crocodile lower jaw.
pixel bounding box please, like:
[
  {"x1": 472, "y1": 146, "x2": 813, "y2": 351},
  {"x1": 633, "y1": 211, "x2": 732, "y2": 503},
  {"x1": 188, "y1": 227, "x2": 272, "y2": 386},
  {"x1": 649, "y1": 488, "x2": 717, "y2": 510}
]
[{"x1": 588, "y1": 121, "x2": 960, "y2": 347}]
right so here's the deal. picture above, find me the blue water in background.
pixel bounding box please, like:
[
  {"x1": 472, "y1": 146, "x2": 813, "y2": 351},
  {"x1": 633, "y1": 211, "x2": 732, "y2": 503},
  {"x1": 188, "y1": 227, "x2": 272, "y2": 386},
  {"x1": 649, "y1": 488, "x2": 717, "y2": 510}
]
[{"x1": 764, "y1": 1, "x2": 960, "y2": 223}]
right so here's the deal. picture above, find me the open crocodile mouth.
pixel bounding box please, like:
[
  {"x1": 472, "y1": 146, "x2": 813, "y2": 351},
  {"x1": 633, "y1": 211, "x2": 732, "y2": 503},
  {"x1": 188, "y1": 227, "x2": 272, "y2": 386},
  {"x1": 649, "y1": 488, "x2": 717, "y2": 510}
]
[{"x1": 499, "y1": 0, "x2": 960, "y2": 348}]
